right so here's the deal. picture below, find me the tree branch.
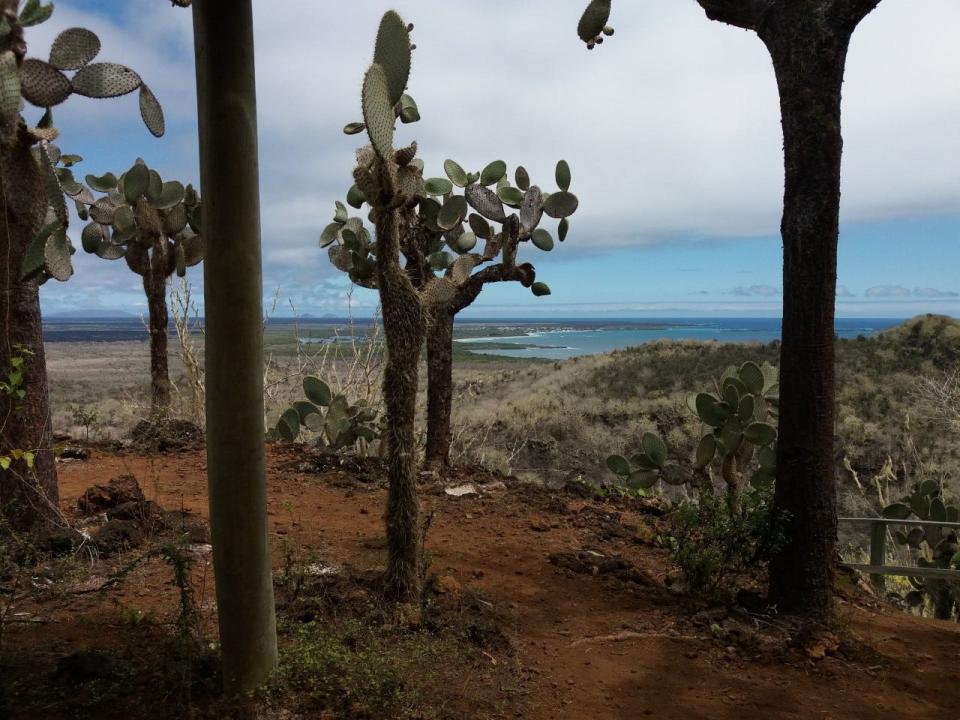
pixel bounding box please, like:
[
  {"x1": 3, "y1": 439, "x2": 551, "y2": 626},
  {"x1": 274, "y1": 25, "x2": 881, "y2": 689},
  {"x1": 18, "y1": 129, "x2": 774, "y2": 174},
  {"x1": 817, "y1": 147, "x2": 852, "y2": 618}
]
[
  {"x1": 695, "y1": 0, "x2": 772, "y2": 31},
  {"x1": 453, "y1": 262, "x2": 535, "y2": 314},
  {"x1": 833, "y1": 0, "x2": 882, "y2": 30}
]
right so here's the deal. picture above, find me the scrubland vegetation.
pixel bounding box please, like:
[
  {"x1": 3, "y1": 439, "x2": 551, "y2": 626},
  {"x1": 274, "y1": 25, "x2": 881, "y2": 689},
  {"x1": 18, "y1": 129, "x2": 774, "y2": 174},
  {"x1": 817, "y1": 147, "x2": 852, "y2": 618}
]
[{"x1": 3, "y1": 0, "x2": 960, "y2": 718}]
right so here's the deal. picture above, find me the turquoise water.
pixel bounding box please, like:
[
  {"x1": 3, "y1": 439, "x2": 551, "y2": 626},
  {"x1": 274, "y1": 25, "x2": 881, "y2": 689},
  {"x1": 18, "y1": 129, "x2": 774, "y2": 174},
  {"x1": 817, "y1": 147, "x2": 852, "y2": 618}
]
[{"x1": 455, "y1": 318, "x2": 902, "y2": 360}]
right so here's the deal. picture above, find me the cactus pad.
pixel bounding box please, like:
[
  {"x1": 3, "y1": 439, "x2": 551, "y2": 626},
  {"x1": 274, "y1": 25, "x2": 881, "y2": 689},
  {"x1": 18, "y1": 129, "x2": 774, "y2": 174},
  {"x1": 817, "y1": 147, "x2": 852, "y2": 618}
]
[
  {"x1": 479, "y1": 160, "x2": 506, "y2": 186},
  {"x1": 465, "y1": 184, "x2": 506, "y2": 223},
  {"x1": 123, "y1": 162, "x2": 149, "y2": 203},
  {"x1": 3, "y1": 51, "x2": 25, "y2": 117},
  {"x1": 49, "y1": 27, "x2": 101, "y2": 70},
  {"x1": 531, "y1": 282, "x2": 551, "y2": 297},
  {"x1": 558, "y1": 217, "x2": 569, "y2": 242},
  {"x1": 361, "y1": 63, "x2": 394, "y2": 160},
  {"x1": 515, "y1": 166, "x2": 530, "y2": 192},
  {"x1": 44, "y1": 228, "x2": 74, "y2": 281},
  {"x1": 373, "y1": 10, "x2": 411, "y2": 105},
  {"x1": 443, "y1": 159, "x2": 468, "y2": 188},
  {"x1": 138, "y1": 84, "x2": 165, "y2": 137},
  {"x1": 80, "y1": 221, "x2": 105, "y2": 253},
  {"x1": 19, "y1": 58, "x2": 72, "y2": 107},
  {"x1": 543, "y1": 191, "x2": 579, "y2": 219},
  {"x1": 555, "y1": 160, "x2": 571, "y2": 191},
  {"x1": 497, "y1": 185, "x2": 524, "y2": 207},
  {"x1": 531, "y1": 228, "x2": 554, "y2": 251},
  {"x1": 425, "y1": 177, "x2": 452, "y2": 196},
  {"x1": 437, "y1": 195, "x2": 467, "y2": 230},
  {"x1": 577, "y1": 0, "x2": 611, "y2": 43},
  {"x1": 72, "y1": 62, "x2": 141, "y2": 98}
]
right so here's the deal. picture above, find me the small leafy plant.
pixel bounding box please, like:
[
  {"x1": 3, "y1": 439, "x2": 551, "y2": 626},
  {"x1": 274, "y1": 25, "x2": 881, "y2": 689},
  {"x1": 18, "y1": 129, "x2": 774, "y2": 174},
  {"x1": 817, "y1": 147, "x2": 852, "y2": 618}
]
[
  {"x1": 668, "y1": 483, "x2": 784, "y2": 598},
  {"x1": 0, "y1": 345, "x2": 35, "y2": 471},
  {"x1": 271, "y1": 376, "x2": 379, "y2": 452}
]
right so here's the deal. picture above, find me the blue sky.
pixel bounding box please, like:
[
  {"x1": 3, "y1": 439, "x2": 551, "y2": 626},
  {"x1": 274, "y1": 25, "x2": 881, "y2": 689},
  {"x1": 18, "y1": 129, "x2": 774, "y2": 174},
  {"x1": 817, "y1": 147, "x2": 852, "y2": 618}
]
[{"x1": 26, "y1": 1, "x2": 960, "y2": 319}]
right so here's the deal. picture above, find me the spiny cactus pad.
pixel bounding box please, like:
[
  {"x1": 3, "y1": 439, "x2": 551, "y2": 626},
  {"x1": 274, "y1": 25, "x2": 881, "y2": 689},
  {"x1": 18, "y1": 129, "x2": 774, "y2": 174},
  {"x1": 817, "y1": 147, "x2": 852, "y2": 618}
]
[
  {"x1": 138, "y1": 84, "x2": 164, "y2": 137},
  {"x1": 0, "y1": 51, "x2": 21, "y2": 121},
  {"x1": 577, "y1": 0, "x2": 613, "y2": 47},
  {"x1": 373, "y1": 10, "x2": 411, "y2": 105},
  {"x1": 19, "y1": 58, "x2": 71, "y2": 107},
  {"x1": 71, "y1": 62, "x2": 141, "y2": 98},
  {"x1": 361, "y1": 63, "x2": 395, "y2": 160},
  {"x1": 49, "y1": 27, "x2": 101, "y2": 70}
]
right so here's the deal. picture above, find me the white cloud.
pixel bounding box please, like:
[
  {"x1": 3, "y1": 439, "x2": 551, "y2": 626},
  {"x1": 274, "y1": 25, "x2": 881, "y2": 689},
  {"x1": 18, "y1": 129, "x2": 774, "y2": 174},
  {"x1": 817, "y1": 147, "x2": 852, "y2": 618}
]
[
  {"x1": 731, "y1": 285, "x2": 778, "y2": 297},
  {"x1": 27, "y1": 1, "x2": 960, "y2": 316},
  {"x1": 865, "y1": 285, "x2": 912, "y2": 298}
]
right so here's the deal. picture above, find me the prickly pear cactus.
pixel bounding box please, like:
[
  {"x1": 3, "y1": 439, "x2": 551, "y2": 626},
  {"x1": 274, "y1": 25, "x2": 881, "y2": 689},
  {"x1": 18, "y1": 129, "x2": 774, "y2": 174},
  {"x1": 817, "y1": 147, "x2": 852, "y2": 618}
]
[
  {"x1": 2, "y1": 0, "x2": 165, "y2": 284},
  {"x1": 882, "y1": 481, "x2": 960, "y2": 613},
  {"x1": 577, "y1": 0, "x2": 615, "y2": 49},
  {"x1": 607, "y1": 361, "x2": 779, "y2": 492},
  {"x1": 327, "y1": 11, "x2": 578, "y2": 307},
  {"x1": 321, "y1": 153, "x2": 577, "y2": 302},
  {"x1": 271, "y1": 376, "x2": 380, "y2": 452},
  {"x1": 70, "y1": 158, "x2": 203, "y2": 278}
]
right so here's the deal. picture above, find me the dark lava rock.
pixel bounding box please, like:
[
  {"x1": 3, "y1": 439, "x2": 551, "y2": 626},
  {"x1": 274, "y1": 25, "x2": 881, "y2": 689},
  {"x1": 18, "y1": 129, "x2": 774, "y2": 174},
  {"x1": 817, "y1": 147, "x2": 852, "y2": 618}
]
[
  {"x1": 55, "y1": 649, "x2": 119, "y2": 684},
  {"x1": 77, "y1": 475, "x2": 146, "y2": 514},
  {"x1": 549, "y1": 551, "x2": 655, "y2": 586},
  {"x1": 130, "y1": 419, "x2": 204, "y2": 453},
  {"x1": 58, "y1": 445, "x2": 91, "y2": 460},
  {"x1": 93, "y1": 519, "x2": 145, "y2": 553},
  {"x1": 36, "y1": 526, "x2": 85, "y2": 555}
]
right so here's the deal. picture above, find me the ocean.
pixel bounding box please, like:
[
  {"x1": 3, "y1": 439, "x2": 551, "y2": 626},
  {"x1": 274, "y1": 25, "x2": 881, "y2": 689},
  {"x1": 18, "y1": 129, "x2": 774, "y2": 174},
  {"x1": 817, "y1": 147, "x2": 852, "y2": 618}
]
[
  {"x1": 452, "y1": 317, "x2": 903, "y2": 360},
  {"x1": 42, "y1": 316, "x2": 905, "y2": 360}
]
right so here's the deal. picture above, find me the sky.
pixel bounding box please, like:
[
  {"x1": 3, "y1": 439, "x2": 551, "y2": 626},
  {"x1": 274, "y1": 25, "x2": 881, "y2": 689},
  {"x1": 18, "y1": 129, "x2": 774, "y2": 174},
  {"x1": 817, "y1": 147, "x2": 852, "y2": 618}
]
[{"x1": 26, "y1": 0, "x2": 960, "y2": 319}]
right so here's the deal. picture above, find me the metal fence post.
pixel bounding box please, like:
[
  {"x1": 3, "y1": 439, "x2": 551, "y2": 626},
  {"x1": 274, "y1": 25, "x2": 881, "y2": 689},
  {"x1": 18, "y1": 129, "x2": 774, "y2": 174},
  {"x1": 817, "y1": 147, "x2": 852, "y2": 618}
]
[{"x1": 869, "y1": 520, "x2": 887, "y2": 594}]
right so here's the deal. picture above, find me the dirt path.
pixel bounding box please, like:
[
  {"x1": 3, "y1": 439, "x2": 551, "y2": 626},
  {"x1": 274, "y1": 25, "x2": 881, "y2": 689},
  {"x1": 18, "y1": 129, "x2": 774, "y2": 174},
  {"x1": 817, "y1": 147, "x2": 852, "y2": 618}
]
[{"x1": 47, "y1": 447, "x2": 960, "y2": 720}]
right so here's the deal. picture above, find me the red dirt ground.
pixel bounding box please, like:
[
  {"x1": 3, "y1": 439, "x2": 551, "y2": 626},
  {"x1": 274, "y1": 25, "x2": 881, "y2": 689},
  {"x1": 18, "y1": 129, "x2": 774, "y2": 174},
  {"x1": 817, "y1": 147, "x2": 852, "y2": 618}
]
[{"x1": 9, "y1": 445, "x2": 960, "y2": 719}]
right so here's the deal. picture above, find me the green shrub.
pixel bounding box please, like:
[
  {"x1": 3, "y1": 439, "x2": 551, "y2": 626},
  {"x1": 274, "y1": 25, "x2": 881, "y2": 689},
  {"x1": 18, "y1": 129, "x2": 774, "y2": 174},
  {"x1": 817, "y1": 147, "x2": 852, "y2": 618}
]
[
  {"x1": 667, "y1": 484, "x2": 784, "y2": 599},
  {"x1": 271, "y1": 620, "x2": 449, "y2": 719}
]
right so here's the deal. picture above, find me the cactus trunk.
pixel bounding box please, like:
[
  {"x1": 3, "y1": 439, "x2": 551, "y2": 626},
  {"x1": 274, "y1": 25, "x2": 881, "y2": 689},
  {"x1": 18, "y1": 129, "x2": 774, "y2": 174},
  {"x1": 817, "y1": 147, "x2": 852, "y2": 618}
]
[
  {"x1": 143, "y1": 247, "x2": 171, "y2": 417},
  {"x1": 761, "y1": 5, "x2": 859, "y2": 622},
  {"x1": 376, "y1": 205, "x2": 425, "y2": 602},
  {"x1": 192, "y1": 0, "x2": 277, "y2": 695},
  {"x1": 0, "y1": 124, "x2": 58, "y2": 532},
  {"x1": 425, "y1": 309, "x2": 454, "y2": 470}
]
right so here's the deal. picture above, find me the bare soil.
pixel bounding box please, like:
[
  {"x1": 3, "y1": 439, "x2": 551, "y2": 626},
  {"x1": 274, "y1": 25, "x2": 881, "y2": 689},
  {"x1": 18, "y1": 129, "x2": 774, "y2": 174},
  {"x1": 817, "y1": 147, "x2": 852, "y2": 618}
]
[{"x1": 5, "y1": 445, "x2": 960, "y2": 719}]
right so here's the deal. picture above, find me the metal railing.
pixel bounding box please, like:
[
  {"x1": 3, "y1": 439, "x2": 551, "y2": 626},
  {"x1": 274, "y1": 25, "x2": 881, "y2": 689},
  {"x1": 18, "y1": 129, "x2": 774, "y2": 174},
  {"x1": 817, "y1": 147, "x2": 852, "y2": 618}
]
[{"x1": 839, "y1": 516, "x2": 960, "y2": 592}]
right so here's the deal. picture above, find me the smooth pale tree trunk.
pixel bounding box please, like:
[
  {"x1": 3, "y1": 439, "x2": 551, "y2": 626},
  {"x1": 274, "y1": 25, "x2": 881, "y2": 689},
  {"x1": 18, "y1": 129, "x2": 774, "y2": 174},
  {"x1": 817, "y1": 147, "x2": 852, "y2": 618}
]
[
  {"x1": 143, "y1": 251, "x2": 171, "y2": 417},
  {"x1": 192, "y1": 0, "x2": 277, "y2": 694},
  {"x1": 696, "y1": 0, "x2": 880, "y2": 622},
  {"x1": 0, "y1": 121, "x2": 57, "y2": 532},
  {"x1": 425, "y1": 310, "x2": 454, "y2": 470},
  {"x1": 375, "y1": 205, "x2": 425, "y2": 602}
]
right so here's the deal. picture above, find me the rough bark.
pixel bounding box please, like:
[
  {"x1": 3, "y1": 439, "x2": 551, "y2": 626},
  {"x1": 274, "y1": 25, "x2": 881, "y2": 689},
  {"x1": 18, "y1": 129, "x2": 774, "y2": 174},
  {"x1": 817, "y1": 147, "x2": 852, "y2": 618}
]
[
  {"x1": 423, "y1": 260, "x2": 535, "y2": 470},
  {"x1": 143, "y1": 247, "x2": 171, "y2": 417},
  {"x1": 377, "y1": 204, "x2": 426, "y2": 602},
  {"x1": 425, "y1": 309, "x2": 454, "y2": 470},
  {"x1": 192, "y1": 0, "x2": 278, "y2": 694},
  {"x1": 0, "y1": 121, "x2": 58, "y2": 533},
  {"x1": 758, "y1": 2, "x2": 877, "y2": 620},
  {"x1": 693, "y1": 0, "x2": 880, "y2": 621}
]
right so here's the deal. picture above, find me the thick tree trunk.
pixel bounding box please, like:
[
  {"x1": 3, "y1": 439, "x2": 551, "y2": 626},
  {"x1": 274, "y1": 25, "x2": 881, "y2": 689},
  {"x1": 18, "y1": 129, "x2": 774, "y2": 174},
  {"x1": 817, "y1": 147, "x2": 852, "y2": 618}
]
[
  {"x1": 143, "y1": 251, "x2": 171, "y2": 418},
  {"x1": 376, "y1": 206, "x2": 425, "y2": 602},
  {"x1": 425, "y1": 310, "x2": 454, "y2": 470},
  {"x1": 0, "y1": 123, "x2": 58, "y2": 532},
  {"x1": 192, "y1": 0, "x2": 278, "y2": 695},
  {"x1": 761, "y1": 6, "x2": 856, "y2": 621}
]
